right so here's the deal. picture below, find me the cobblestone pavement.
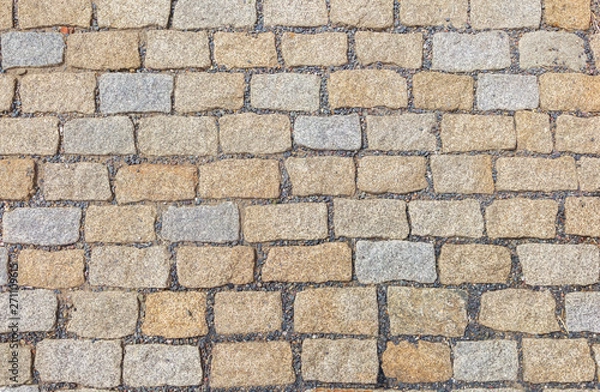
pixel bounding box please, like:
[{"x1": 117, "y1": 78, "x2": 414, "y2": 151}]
[{"x1": 0, "y1": 0, "x2": 599, "y2": 391}]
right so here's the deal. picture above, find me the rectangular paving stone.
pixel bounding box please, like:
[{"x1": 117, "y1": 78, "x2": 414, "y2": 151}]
[
  {"x1": 0, "y1": 343, "x2": 31, "y2": 385},
  {"x1": 355, "y1": 32, "x2": 422, "y2": 68},
  {"x1": 414, "y1": 72, "x2": 474, "y2": 110},
  {"x1": 496, "y1": 157, "x2": 578, "y2": 192},
  {"x1": 516, "y1": 111, "x2": 552, "y2": 153},
  {"x1": 578, "y1": 157, "x2": 600, "y2": 191},
  {"x1": 519, "y1": 31, "x2": 586, "y2": 70},
  {"x1": 41, "y1": 163, "x2": 111, "y2": 201},
  {"x1": 477, "y1": 74, "x2": 539, "y2": 110},
  {"x1": 329, "y1": 70, "x2": 408, "y2": 109},
  {"x1": 556, "y1": 115, "x2": 600, "y2": 154},
  {"x1": 67, "y1": 31, "x2": 140, "y2": 70},
  {"x1": 63, "y1": 117, "x2": 136, "y2": 155},
  {"x1": 173, "y1": 0, "x2": 256, "y2": 29},
  {"x1": 85, "y1": 205, "x2": 156, "y2": 243},
  {"x1": 99, "y1": 73, "x2": 173, "y2": 114},
  {"x1": 294, "y1": 114, "x2": 361, "y2": 150},
  {"x1": 19, "y1": 0, "x2": 91, "y2": 28},
  {"x1": 3, "y1": 208, "x2": 81, "y2": 246},
  {"x1": 214, "y1": 32, "x2": 277, "y2": 68},
  {"x1": 0, "y1": 118, "x2": 58, "y2": 155},
  {"x1": 355, "y1": 240, "x2": 436, "y2": 284},
  {"x1": 431, "y1": 155, "x2": 494, "y2": 194},
  {"x1": 162, "y1": 203, "x2": 240, "y2": 242},
  {"x1": 358, "y1": 156, "x2": 427, "y2": 194},
  {"x1": 383, "y1": 341, "x2": 451, "y2": 383},
  {"x1": 439, "y1": 244, "x2": 511, "y2": 284},
  {"x1": 540, "y1": 73, "x2": 600, "y2": 111},
  {"x1": 176, "y1": 72, "x2": 245, "y2": 112},
  {"x1": 1, "y1": 32, "x2": 64, "y2": 69},
  {"x1": 366, "y1": 114, "x2": 437, "y2": 151},
  {"x1": 545, "y1": 0, "x2": 590, "y2": 30},
  {"x1": 453, "y1": 340, "x2": 519, "y2": 381},
  {"x1": 138, "y1": 116, "x2": 218, "y2": 156},
  {"x1": 441, "y1": 114, "x2": 515, "y2": 152},
  {"x1": 471, "y1": 0, "x2": 541, "y2": 29},
  {"x1": 20, "y1": 72, "x2": 96, "y2": 114},
  {"x1": 264, "y1": 0, "x2": 327, "y2": 26},
  {"x1": 145, "y1": 30, "x2": 210, "y2": 69},
  {"x1": 432, "y1": 32, "x2": 510, "y2": 72},
  {"x1": 330, "y1": 0, "x2": 393, "y2": 28},
  {"x1": 486, "y1": 198, "x2": 557, "y2": 239},
  {"x1": 522, "y1": 339, "x2": 595, "y2": 383},
  {"x1": 142, "y1": 291, "x2": 207, "y2": 338},
  {"x1": 0, "y1": 75, "x2": 14, "y2": 111},
  {"x1": 333, "y1": 199, "x2": 409, "y2": 239},
  {"x1": 19, "y1": 249, "x2": 84, "y2": 289},
  {"x1": 115, "y1": 164, "x2": 197, "y2": 203},
  {"x1": 36, "y1": 339, "x2": 122, "y2": 388},
  {"x1": 0, "y1": 159, "x2": 34, "y2": 200},
  {"x1": 215, "y1": 291, "x2": 282, "y2": 334},
  {"x1": 198, "y1": 159, "x2": 280, "y2": 199},
  {"x1": 251, "y1": 73, "x2": 321, "y2": 111},
  {"x1": 409, "y1": 200, "x2": 484, "y2": 238},
  {"x1": 281, "y1": 32, "x2": 347, "y2": 66},
  {"x1": 96, "y1": 0, "x2": 170, "y2": 28},
  {"x1": 243, "y1": 203, "x2": 327, "y2": 242},
  {"x1": 400, "y1": 0, "x2": 468, "y2": 27},
  {"x1": 565, "y1": 197, "x2": 600, "y2": 237},
  {"x1": 566, "y1": 292, "x2": 600, "y2": 332},
  {"x1": 0, "y1": 290, "x2": 56, "y2": 332},
  {"x1": 177, "y1": 246, "x2": 254, "y2": 288},
  {"x1": 220, "y1": 113, "x2": 291, "y2": 154},
  {"x1": 285, "y1": 157, "x2": 355, "y2": 196}
]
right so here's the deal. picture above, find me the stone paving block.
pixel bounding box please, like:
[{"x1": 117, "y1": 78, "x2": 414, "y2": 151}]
[
  {"x1": 124, "y1": 344, "x2": 202, "y2": 387},
  {"x1": 439, "y1": 244, "x2": 511, "y2": 284},
  {"x1": 19, "y1": 0, "x2": 91, "y2": 28},
  {"x1": 476, "y1": 74, "x2": 539, "y2": 110},
  {"x1": 330, "y1": 0, "x2": 393, "y2": 28},
  {"x1": 566, "y1": 292, "x2": 600, "y2": 332},
  {"x1": 115, "y1": 164, "x2": 197, "y2": 203},
  {"x1": 263, "y1": 243, "x2": 352, "y2": 283},
  {"x1": 176, "y1": 72, "x2": 245, "y2": 112},
  {"x1": 333, "y1": 199, "x2": 409, "y2": 239},
  {"x1": 578, "y1": 157, "x2": 600, "y2": 191},
  {"x1": 68, "y1": 291, "x2": 138, "y2": 338},
  {"x1": 286, "y1": 157, "x2": 355, "y2": 196},
  {"x1": 409, "y1": 200, "x2": 485, "y2": 238},
  {"x1": 565, "y1": 197, "x2": 600, "y2": 237},
  {"x1": 63, "y1": 117, "x2": 136, "y2": 155},
  {"x1": 215, "y1": 291, "x2": 282, "y2": 334},
  {"x1": 99, "y1": 73, "x2": 173, "y2": 114},
  {"x1": 471, "y1": 0, "x2": 541, "y2": 29},
  {"x1": 355, "y1": 32, "x2": 422, "y2": 68},
  {"x1": 414, "y1": 72, "x2": 474, "y2": 110},
  {"x1": 96, "y1": 0, "x2": 170, "y2": 28},
  {"x1": 1, "y1": 32, "x2": 64, "y2": 68},
  {"x1": 441, "y1": 114, "x2": 515, "y2": 152},
  {"x1": 177, "y1": 246, "x2": 254, "y2": 288},
  {"x1": 400, "y1": 0, "x2": 467, "y2": 27},
  {"x1": 522, "y1": 339, "x2": 595, "y2": 382},
  {"x1": 281, "y1": 32, "x2": 347, "y2": 66},
  {"x1": 358, "y1": 156, "x2": 427, "y2": 194},
  {"x1": 20, "y1": 73, "x2": 96, "y2": 114},
  {"x1": 294, "y1": 114, "x2": 361, "y2": 150},
  {"x1": 432, "y1": 32, "x2": 510, "y2": 72},
  {"x1": 220, "y1": 113, "x2": 291, "y2": 154},
  {"x1": 366, "y1": 114, "x2": 437, "y2": 151},
  {"x1": 556, "y1": 115, "x2": 600, "y2": 154},
  {"x1": 519, "y1": 31, "x2": 586, "y2": 70},
  {"x1": 173, "y1": 0, "x2": 257, "y2": 29},
  {"x1": 263, "y1": 0, "x2": 327, "y2": 26},
  {"x1": 486, "y1": 198, "x2": 557, "y2": 239},
  {"x1": 243, "y1": 203, "x2": 327, "y2": 242},
  {"x1": 0, "y1": 75, "x2": 14, "y2": 111},
  {"x1": 19, "y1": 249, "x2": 84, "y2": 289},
  {"x1": 382, "y1": 341, "x2": 452, "y2": 383},
  {"x1": 388, "y1": 287, "x2": 468, "y2": 336},
  {"x1": 85, "y1": 205, "x2": 156, "y2": 243},
  {"x1": 90, "y1": 246, "x2": 170, "y2": 288},
  {"x1": 41, "y1": 163, "x2": 111, "y2": 201},
  {"x1": 0, "y1": 344, "x2": 31, "y2": 385},
  {"x1": 162, "y1": 203, "x2": 240, "y2": 242},
  {"x1": 215, "y1": 32, "x2": 277, "y2": 68},
  {"x1": 142, "y1": 291, "x2": 207, "y2": 338},
  {"x1": 540, "y1": 73, "x2": 600, "y2": 111},
  {"x1": 0, "y1": 0, "x2": 10, "y2": 29},
  {"x1": 431, "y1": 155, "x2": 493, "y2": 194},
  {"x1": 36, "y1": 339, "x2": 122, "y2": 388},
  {"x1": 453, "y1": 340, "x2": 518, "y2": 381},
  {"x1": 0, "y1": 118, "x2": 58, "y2": 155},
  {"x1": 138, "y1": 116, "x2": 218, "y2": 156},
  {"x1": 516, "y1": 111, "x2": 552, "y2": 153},
  {"x1": 496, "y1": 157, "x2": 578, "y2": 192},
  {"x1": 3, "y1": 207, "x2": 81, "y2": 246},
  {"x1": 251, "y1": 73, "x2": 321, "y2": 111},
  {"x1": 0, "y1": 159, "x2": 35, "y2": 200},
  {"x1": 329, "y1": 70, "x2": 408, "y2": 109},
  {"x1": 592, "y1": 35, "x2": 600, "y2": 67},
  {"x1": 302, "y1": 339, "x2": 378, "y2": 383},
  {"x1": 145, "y1": 30, "x2": 210, "y2": 69},
  {"x1": 0, "y1": 249, "x2": 6, "y2": 287},
  {"x1": 67, "y1": 31, "x2": 140, "y2": 70},
  {"x1": 355, "y1": 240, "x2": 436, "y2": 284},
  {"x1": 479, "y1": 289, "x2": 559, "y2": 334},
  {"x1": 211, "y1": 342, "x2": 294, "y2": 387},
  {"x1": 545, "y1": 0, "x2": 590, "y2": 30},
  {"x1": 0, "y1": 290, "x2": 56, "y2": 332}
]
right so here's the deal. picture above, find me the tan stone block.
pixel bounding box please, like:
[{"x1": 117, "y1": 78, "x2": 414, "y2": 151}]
[
  {"x1": 409, "y1": 200, "x2": 484, "y2": 238},
  {"x1": 286, "y1": 157, "x2": 355, "y2": 196},
  {"x1": 263, "y1": 0, "x2": 327, "y2": 26},
  {"x1": 67, "y1": 31, "x2": 140, "y2": 70},
  {"x1": 441, "y1": 114, "x2": 515, "y2": 152},
  {"x1": 413, "y1": 72, "x2": 474, "y2": 110},
  {"x1": 85, "y1": 205, "x2": 156, "y2": 243},
  {"x1": 220, "y1": 113, "x2": 291, "y2": 154},
  {"x1": 439, "y1": 244, "x2": 511, "y2": 284},
  {"x1": 523, "y1": 339, "x2": 595, "y2": 382},
  {"x1": 545, "y1": 0, "x2": 590, "y2": 30},
  {"x1": 20, "y1": 73, "x2": 96, "y2": 114},
  {"x1": 19, "y1": 249, "x2": 85, "y2": 289},
  {"x1": 281, "y1": 32, "x2": 347, "y2": 66},
  {"x1": 0, "y1": 343, "x2": 31, "y2": 385},
  {"x1": 578, "y1": 158, "x2": 600, "y2": 191},
  {"x1": 333, "y1": 199, "x2": 409, "y2": 239},
  {"x1": 496, "y1": 157, "x2": 578, "y2": 192},
  {"x1": 214, "y1": 32, "x2": 277, "y2": 68},
  {"x1": 96, "y1": 0, "x2": 170, "y2": 28},
  {"x1": 198, "y1": 159, "x2": 280, "y2": 199},
  {"x1": 0, "y1": 0, "x2": 11, "y2": 29},
  {"x1": 41, "y1": 163, "x2": 111, "y2": 201},
  {"x1": 214, "y1": 291, "x2": 281, "y2": 334},
  {"x1": 357, "y1": 156, "x2": 427, "y2": 194},
  {"x1": 19, "y1": 0, "x2": 91, "y2": 28},
  {"x1": 243, "y1": 203, "x2": 328, "y2": 242},
  {"x1": 382, "y1": 341, "x2": 452, "y2": 383},
  {"x1": 177, "y1": 246, "x2": 254, "y2": 288},
  {"x1": 142, "y1": 291, "x2": 207, "y2": 338},
  {"x1": 565, "y1": 197, "x2": 600, "y2": 237},
  {"x1": 431, "y1": 155, "x2": 494, "y2": 194},
  {"x1": 540, "y1": 73, "x2": 600, "y2": 111},
  {"x1": 366, "y1": 113, "x2": 438, "y2": 151},
  {"x1": 145, "y1": 30, "x2": 210, "y2": 69},
  {"x1": 479, "y1": 289, "x2": 559, "y2": 334},
  {"x1": 400, "y1": 0, "x2": 468, "y2": 27},
  {"x1": 115, "y1": 164, "x2": 197, "y2": 203},
  {"x1": 138, "y1": 115, "x2": 218, "y2": 156},
  {"x1": 355, "y1": 32, "x2": 422, "y2": 68},
  {"x1": 556, "y1": 115, "x2": 600, "y2": 154},
  {"x1": 329, "y1": 70, "x2": 408, "y2": 109},
  {"x1": 0, "y1": 117, "x2": 58, "y2": 155},
  {"x1": 0, "y1": 75, "x2": 14, "y2": 111},
  {"x1": 0, "y1": 159, "x2": 34, "y2": 200},
  {"x1": 175, "y1": 73, "x2": 245, "y2": 112},
  {"x1": 486, "y1": 198, "x2": 557, "y2": 239},
  {"x1": 516, "y1": 111, "x2": 552, "y2": 153},
  {"x1": 330, "y1": 0, "x2": 394, "y2": 28}
]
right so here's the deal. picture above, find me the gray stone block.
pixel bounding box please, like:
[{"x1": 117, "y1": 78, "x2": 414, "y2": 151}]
[
  {"x1": 294, "y1": 114, "x2": 361, "y2": 150},
  {"x1": 2, "y1": 208, "x2": 81, "y2": 246},
  {"x1": 99, "y1": 73, "x2": 173, "y2": 114},
  {"x1": 251, "y1": 73, "x2": 321, "y2": 111},
  {"x1": 566, "y1": 292, "x2": 600, "y2": 333},
  {"x1": 161, "y1": 203, "x2": 240, "y2": 242},
  {"x1": 477, "y1": 74, "x2": 539, "y2": 110},
  {"x1": 453, "y1": 340, "x2": 519, "y2": 381},
  {"x1": 0, "y1": 290, "x2": 56, "y2": 332},
  {"x1": 173, "y1": 0, "x2": 256, "y2": 29},
  {"x1": 1, "y1": 32, "x2": 64, "y2": 69},
  {"x1": 64, "y1": 117, "x2": 136, "y2": 155},
  {"x1": 0, "y1": 248, "x2": 6, "y2": 286},
  {"x1": 432, "y1": 32, "x2": 510, "y2": 72}
]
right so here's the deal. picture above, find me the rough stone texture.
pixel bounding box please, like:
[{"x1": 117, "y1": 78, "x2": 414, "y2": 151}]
[
  {"x1": 96, "y1": 0, "x2": 170, "y2": 28},
  {"x1": 19, "y1": 249, "x2": 85, "y2": 289},
  {"x1": 211, "y1": 342, "x2": 294, "y2": 387},
  {"x1": 522, "y1": 339, "x2": 595, "y2": 382},
  {"x1": 333, "y1": 199, "x2": 409, "y2": 239},
  {"x1": 565, "y1": 197, "x2": 600, "y2": 237},
  {"x1": 215, "y1": 32, "x2": 277, "y2": 68},
  {"x1": 409, "y1": 200, "x2": 485, "y2": 238},
  {"x1": 243, "y1": 203, "x2": 328, "y2": 242},
  {"x1": 220, "y1": 113, "x2": 291, "y2": 154},
  {"x1": 294, "y1": 114, "x2": 361, "y2": 150},
  {"x1": 438, "y1": 244, "x2": 512, "y2": 284},
  {"x1": 142, "y1": 291, "x2": 208, "y2": 338},
  {"x1": 0, "y1": 290, "x2": 56, "y2": 332},
  {"x1": 578, "y1": 158, "x2": 600, "y2": 191},
  {"x1": 3, "y1": 207, "x2": 81, "y2": 246},
  {"x1": 330, "y1": 0, "x2": 393, "y2": 28},
  {"x1": 36, "y1": 340, "x2": 122, "y2": 388},
  {"x1": 441, "y1": 114, "x2": 515, "y2": 152},
  {"x1": 1, "y1": 32, "x2": 64, "y2": 69},
  {"x1": 90, "y1": 246, "x2": 170, "y2": 288},
  {"x1": 486, "y1": 199, "x2": 558, "y2": 239},
  {"x1": 453, "y1": 340, "x2": 519, "y2": 381},
  {"x1": 431, "y1": 155, "x2": 494, "y2": 194},
  {"x1": 173, "y1": 0, "x2": 257, "y2": 29},
  {"x1": 388, "y1": 287, "x2": 468, "y2": 336},
  {"x1": 286, "y1": 157, "x2": 355, "y2": 196},
  {"x1": 566, "y1": 292, "x2": 600, "y2": 332},
  {"x1": 0, "y1": 0, "x2": 9, "y2": 29},
  {"x1": 544, "y1": 0, "x2": 590, "y2": 30},
  {"x1": 382, "y1": 341, "x2": 452, "y2": 383},
  {"x1": 329, "y1": 70, "x2": 408, "y2": 109},
  {"x1": 67, "y1": 291, "x2": 138, "y2": 338},
  {"x1": 138, "y1": 116, "x2": 218, "y2": 156},
  {"x1": 302, "y1": 339, "x2": 378, "y2": 383},
  {"x1": 176, "y1": 73, "x2": 245, "y2": 111},
  {"x1": 0, "y1": 343, "x2": 32, "y2": 385},
  {"x1": 177, "y1": 246, "x2": 255, "y2": 288},
  {"x1": 85, "y1": 205, "x2": 156, "y2": 243},
  {"x1": 357, "y1": 156, "x2": 427, "y2": 194},
  {"x1": 496, "y1": 157, "x2": 578, "y2": 192},
  {"x1": 516, "y1": 111, "x2": 552, "y2": 153},
  {"x1": 251, "y1": 73, "x2": 321, "y2": 111},
  {"x1": 519, "y1": 31, "x2": 586, "y2": 70},
  {"x1": 476, "y1": 74, "x2": 539, "y2": 110},
  {"x1": 432, "y1": 32, "x2": 510, "y2": 72},
  {"x1": 413, "y1": 72, "x2": 474, "y2": 110},
  {"x1": 263, "y1": 243, "x2": 352, "y2": 283},
  {"x1": 115, "y1": 164, "x2": 197, "y2": 203},
  {"x1": 63, "y1": 117, "x2": 136, "y2": 155},
  {"x1": 592, "y1": 35, "x2": 600, "y2": 68},
  {"x1": 0, "y1": 159, "x2": 35, "y2": 200},
  {"x1": 264, "y1": 0, "x2": 327, "y2": 26},
  {"x1": 0, "y1": 249, "x2": 6, "y2": 287},
  {"x1": 145, "y1": 30, "x2": 210, "y2": 69},
  {"x1": 162, "y1": 203, "x2": 240, "y2": 242},
  {"x1": 355, "y1": 240, "x2": 436, "y2": 284},
  {"x1": 67, "y1": 31, "x2": 140, "y2": 70},
  {"x1": 0, "y1": 118, "x2": 58, "y2": 155},
  {"x1": 479, "y1": 289, "x2": 559, "y2": 334},
  {"x1": 19, "y1": 0, "x2": 90, "y2": 27},
  {"x1": 0, "y1": 75, "x2": 14, "y2": 112},
  {"x1": 366, "y1": 114, "x2": 437, "y2": 151},
  {"x1": 540, "y1": 73, "x2": 600, "y2": 111},
  {"x1": 355, "y1": 32, "x2": 422, "y2": 68},
  {"x1": 41, "y1": 163, "x2": 111, "y2": 201},
  {"x1": 99, "y1": 73, "x2": 173, "y2": 114},
  {"x1": 214, "y1": 291, "x2": 282, "y2": 334},
  {"x1": 20, "y1": 73, "x2": 96, "y2": 114},
  {"x1": 471, "y1": 0, "x2": 541, "y2": 29},
  {"x1": 281, "y1": 32, "x2": 347, "y2": 66},
  {"x1": 555, "y1": 115, "x2": 600, "y2": 154},
  {"x1": 399, "y1": 0, "x2": 468, "y2": 27}
]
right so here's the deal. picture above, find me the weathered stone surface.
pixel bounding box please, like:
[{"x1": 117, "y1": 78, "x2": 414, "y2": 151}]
[
  {"x1": 0, "y1": 118, "x2": 58, "y2": 155},
  {"x1": 366, "y1": 114, "x2": 437, "y2": 151},
  {"x1": 566, "y1": 292, "x2": 600, "y2": 332},
  {"x1": 20, "y1": 73, "x2": 95, "y2": 114},
  {"x1": 0, "y1": 290, "x2": 56, "y2": 332},
  {"x1": 286, "y1": 157, "x2": 355, "y2": 196},
  {"x1": 355, "y1": 32, "x2": 422, "y2": 68},
  {"x1": 578, "y1": 158, "x2": 600, "y2": 191},
  {"x1": 592, "y1": 35, "x2": 600, "y2": 68},
  {"x1": 0, "y1": 343, "x2": 32, "y2": 385},
  {"x1": 409, "y1": 200, "x2": 485, "y2": 238},
  {"x1": 138, "y1": 116, "x2": 217, "y2": 156},
  {"x1": 220, "y1": 113, "x2": 291, "y2": 154},
  {"x1": 453, "y1": 340, "x2": 519, "y2": 381},
  {"x1": 302, "y1": 339, "x2": 378, "y2": 383},
  {"x1": 431, "y1": 155, "x2": 494, "y2": 194},
  {"x1": 441, "y1": 114, "x2": 515, "y2": 152},
  {"x1": 215, "y1": 291, "x2": 281, "y2": 334},
  {"x1": 211, "y1": 342, "x2": 294, "y2": 387},
  {"x1": 115, "y1": 164, "x2": 197, "y2": 203},
  {"x1": 486, "y1": 198, "x2": 558, "y2": 239},
  {"x1": 400, "y1": 0, "x2": 467, "y2": 27},
  {"x1": 294, "y1": 114, "x2": 361, "y2": 150},
  {"x1": 0, "y1": 0, "x2": 10, "y2": 30},
  {"x1": 556, "y1": 115, "x2": 600, "y2": 154},
  {"x1": 358, "y1": 156, "x2": 427, "y2": 194},
  {"x1": 162, "y1": 203, "x2": 240, "y2": 242},
  {"x1": 432, "y1": 32, "x2": 510, "y2": 72},
  {"x1": 0, "y1": 249, "x2": 7, "y2": 287},
  {"x1": 173, "y1": 0, "x2": 256, "y2": 29},
  {"x1": 243, "y1": 203, "x2": 328, "y2": 242},
  {"x1": 264, "y1": 0, "x2": 327, "y2": 26},
  {"x1": 176, "y1": 73, "x2": 245, "y2": 111},
  {"x1": 0, "y1": 75, "x2": 14, "y2": 111},
  {"x1": 388, "y1": 287, "x2": 468, "y2": 336},
  {"x1": 330, "y1": 0, "x2": 393, "y2": 28},
  {"x1": 477, "y1": 74, "x2": 539, "y2": 110},
  {"x1": 522, "y1": 339, "x2": 595, "y2": 382},
  {"x1": 565, "y1": 197, "x2": 600, "y2": 237},
  {"x1": 68, "y1": 291, "x2": 138, "y2": 338},
  {"x1": 251, "y1": 73, "x2": 321, "y2": 111},
  {"x1": 414, "y1": 72, "x2": 473, "y2": 110},
  {"x1": 355, "y1": 240, "x2": 436, "y2": 284},
  {"x1": 496, "y1": 157, "x2": 577, "y2": 191},
  {"x1": 67, "y1": 31, "x2": 140, "y2": 70},
  {"x1": 99, "y1": 73, "x2": 173, "y2": 114},
  {"x1": 333, "y1": 199, "x2": 409, "y2": 239},
  {"x1": 19, "y1": 249, "x2": 84, "y2": 289},
  {"x1": 96, "y1": 0, "x2": 170, "y2": 28},
  {"x1": 471, "y1": 0, "x2": 541, "y2": 29},
  {"x1": 215, "y1": 32, "x2": 277, "y2": 68},
  {"x1": 90, "y1": 246, "x2": 170, "y2": 288},
  {"x1": 263, "y1": 243, "x2": 352, "y2": 283},
  {"x1": 540, "y1": 73, "x2": 600, "y2": 111},
  {"x1": 1, "y1": 32, "x2": 64, "y2": 68},
  {"x1": 383, "y1": 341, "x2": 452, "y2": 383},
  {"x1": 19, "y1": 0, "x2": 91, "y2": 27},
  {"x1": 85, "y1": 205, "x2": 156, "y2": 243},
  {"x1": 329, "y1": 70, "x2": 408, "y2": 109},
  {"x1": 281, "y1": 32, "x2": 347, "y2": 66},
  {"x1": 142, "y1": 291, "x2": 207, "y2": 338},
  {"x1": 544, "y1": 0, "x2": 590, "y2": 30},
  {"x1": 41, "y1": 163, "x2": 111, "y2": 201},
  {"x1": 516, "y1": 111, "x2": 552, "y2": 153},
  {"x1": 3, "y1": 208, "x2": 81, "y2": 246},
  {"x1": 145, "y1": 30, "x2": 210, "y2": 69},
  {"x1": 0, "y1": 159, "x2": 34, "y2": 200},
  {"x1": 36, "y1": 339, "x2": 122, "y2": 388},
  {"x1": 519, "y1": 31, "x2": 586, "y2": 70},
  {"x1": 479, "y1": 289, "x2": 559, "y2": 334},
  {"x1": 64, "y1": 117, "x2": 136, "y2": 155},
  {"x1": 177, "y1": 246, "x2": 254, "y2": 288},
  {"x1": 439, "y1": 244, "x2": 511, "y2": 284}
]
